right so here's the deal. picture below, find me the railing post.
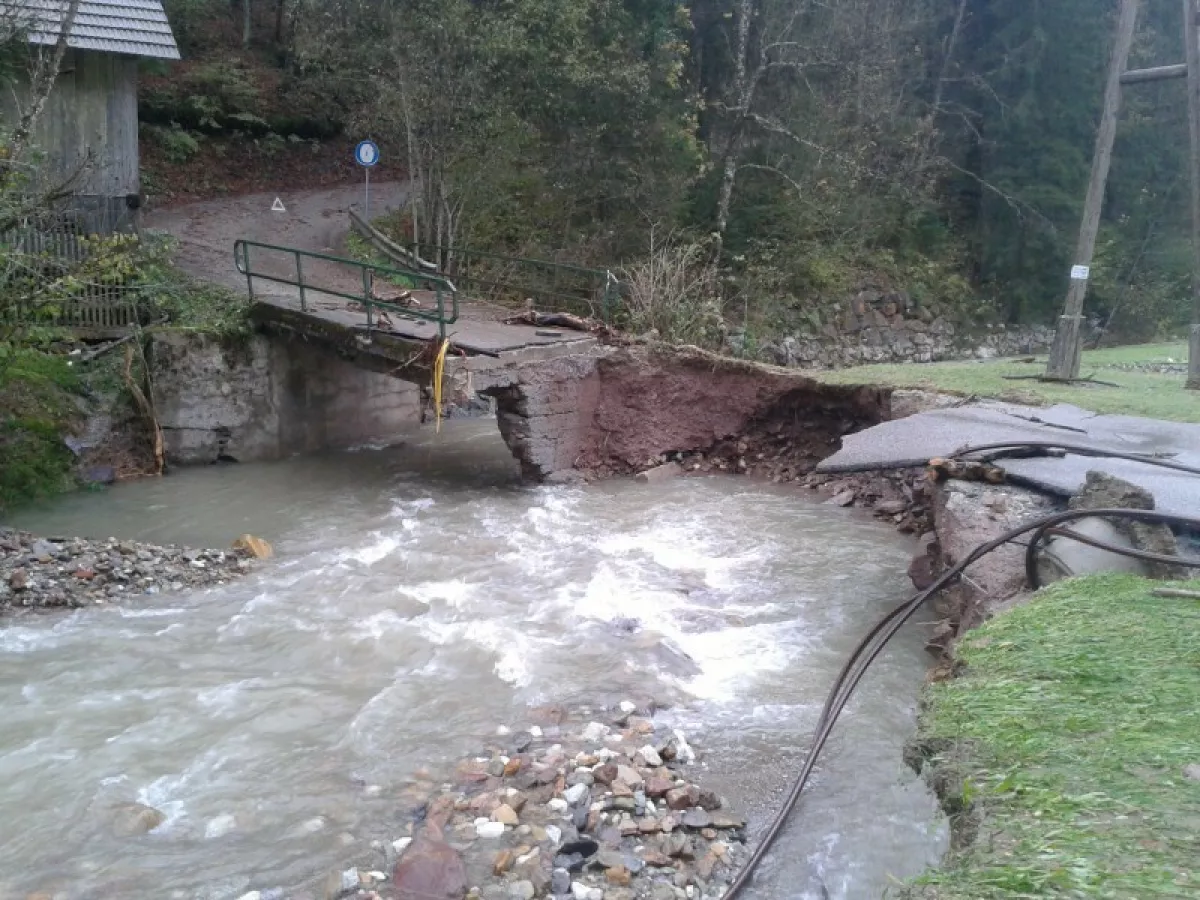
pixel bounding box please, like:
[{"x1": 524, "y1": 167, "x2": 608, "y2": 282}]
[
  {"x1": 295, "y1": 250, "x2": 307, "y2": 311},
  {"x1": 437, "y1": 288, "x2": 446, "y2": 341},
  {"x1": 241, "y1": 243, "x2": 255, "y2": 301}
]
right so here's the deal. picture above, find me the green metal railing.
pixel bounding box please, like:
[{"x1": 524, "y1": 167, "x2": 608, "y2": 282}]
[
  {"x1": 406, "y1": 240, "x2": 619, "y2": 323},
  {"x1": 234, "y1": 240, "x2": 459, "y2": 340}
]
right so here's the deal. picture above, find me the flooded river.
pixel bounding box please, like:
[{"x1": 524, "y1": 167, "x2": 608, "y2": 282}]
[{"x1": 1, "y1": 421, "x2": 945, "y2": 899}]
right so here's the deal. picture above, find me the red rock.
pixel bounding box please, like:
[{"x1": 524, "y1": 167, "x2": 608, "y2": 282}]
[
  {"x1": 644, "y1": 776, "x2": 673, "y2": 798},
  {"x1": 72, "y1": 568, "x2": 94, "y2": 580},
  {"x1": 503, "y1": 758, "x2": 523, "y2": 777},
  {"x1": 593, "y1": 764, "x2": 618, "y2": 785},
  {"x1": 639, "y1": 850, "x2": 672, "y2": 867},
  {"x1": 392, "y1": 798, "x2": 467, "y2": 900},
  {"x1": 665, "y1": 786, "x2": 698, "y2": 810}
]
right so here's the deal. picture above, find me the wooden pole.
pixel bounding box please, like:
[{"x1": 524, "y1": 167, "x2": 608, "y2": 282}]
[
  {"x1": 1046, "y1": 0, "x2": 1142, "y2": 381},
  {"x1": 1185, "y1": 0, "x2": 1200, "y2": 389}
]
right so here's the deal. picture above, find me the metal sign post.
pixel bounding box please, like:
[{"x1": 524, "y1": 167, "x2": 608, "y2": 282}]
[{"x1": 355, "y1": 140, "x2": 380, "y2": 219}]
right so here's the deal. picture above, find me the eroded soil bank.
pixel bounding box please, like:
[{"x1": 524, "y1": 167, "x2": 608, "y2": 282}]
[{"x1": 478, "y1": 344, "x2": 891, "y2": 484}]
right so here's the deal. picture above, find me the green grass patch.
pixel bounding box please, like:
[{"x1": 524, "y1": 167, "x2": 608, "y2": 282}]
[
  {"x1": 0, "y1": 349, "x2": 84, "y2": 511},
  {"x1": 812, "y1": 343, "x2": 1200, "y2": 423},
  {"x1": 909, "y1": 573, "x2": 1200, "y2": 899}
]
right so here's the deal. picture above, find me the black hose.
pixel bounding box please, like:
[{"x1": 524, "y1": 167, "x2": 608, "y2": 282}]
[
  {"x1": 949, "y1": 440, "x2": 1200, "y2": 478},
  {"x1": 720, "y1": 505, "x2": 1200, "y2": 899}
]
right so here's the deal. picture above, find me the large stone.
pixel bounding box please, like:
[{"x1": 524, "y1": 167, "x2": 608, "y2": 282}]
[
  {"x1": 1068, "y1": 471, "x2": 1186, "y2": 579},
  {"x1": 110, "y1": 802, "x2": 166, "y2": 836},
  {"x1": 232, "y1": 535, "x2": 273, "y2": 559},
  {"x1": 393, "y1": 800, "x2": 469, "y2": 900},
  {"x1": 492, "y1": 804, "x2": 520, "y2": 825}
]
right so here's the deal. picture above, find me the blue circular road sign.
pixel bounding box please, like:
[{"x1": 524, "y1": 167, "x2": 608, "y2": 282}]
[{"x1": 355, "y1": 140, "x2": 380, "y2": 167}]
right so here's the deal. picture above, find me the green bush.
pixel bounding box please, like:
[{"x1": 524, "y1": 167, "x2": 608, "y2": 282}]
[
  {"x1": 0, "y1": 416, "x2": 75, "y2": 510},
  {"x1": 145, "y1": 123, "x2": 203, "y2": 162}
]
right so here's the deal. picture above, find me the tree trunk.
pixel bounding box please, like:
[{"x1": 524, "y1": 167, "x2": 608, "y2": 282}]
[
  {"x1": 243, "y1": 0, "x2": 252, "y2": 49},
  {"x1": 712, "y1": 0, "x2": 754, "y2": 262}
]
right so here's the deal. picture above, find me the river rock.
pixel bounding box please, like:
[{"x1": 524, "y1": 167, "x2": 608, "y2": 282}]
[
  {"x1": 510, "y1": 880, "x2": 535, "y2": 900},
  {"x1": 592, "y1": 764, "x2": 618, "y2": 785},
  {"x1": 110, "y1": 802, "x2": 166, "y2": 836},
  {"x1": 493, "y1": 850, "x2": 515, "y2": 876},
  {"x1": 708, "y1": 812, "x2": 745, "y2": 829},
  {"x1": 605, "y1": 866, "x2": 631, "y2": 886},
  {"x1": 615, "y1": 766, "x2": 642, "y2": 788},
  {"x1": 570, "y1": 883, "x2": 603, "y2": 900},
  {"x1": 393, "y1": 799, "x2": 468, "y2": 900},
  {"x1": 477, "y1": 821, "x2": 506, "y2": 838},
  {"x1": 563, "y1": 783, "x2": 590, "y2": 806},
  {"x1": 664, "y1": 786, "x2": 698, "y2": 811},
  {"x1": 232, "y1": 534, "x2": 273, "y2": 559},
  {"x1": 636, "y1": 746, "x2": 662, "y2": 767},
  {"x1": 644, "y1": 776, "x2": 673, "y2": 798},
  {"x1": 581, "y1": 722, "x2": 609, "y2": 743},
  {"x1": 492, "y1": 804, "x2": 520, "y2": 825},
  {"x1": 680, "y1": 810, "x2": 710, "y2": 829}
]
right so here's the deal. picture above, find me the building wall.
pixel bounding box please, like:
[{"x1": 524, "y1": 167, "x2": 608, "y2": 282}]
[{"x1": 3, "y1": 48, "x2": 140, "y2": 198}]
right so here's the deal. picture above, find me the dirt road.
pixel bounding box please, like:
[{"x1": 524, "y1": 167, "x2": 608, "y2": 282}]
[{"x1": 144, "y1": 183, "x2": 407, "y2": 294}]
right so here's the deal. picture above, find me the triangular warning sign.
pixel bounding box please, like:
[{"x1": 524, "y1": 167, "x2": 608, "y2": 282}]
[{"x1": 271, "y1": 197, "x2": 286, "y2": 212}]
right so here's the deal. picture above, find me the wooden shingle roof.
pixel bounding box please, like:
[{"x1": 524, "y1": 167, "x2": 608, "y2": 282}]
[{"x1": 5, "y1": 0, "x2": 180, "y2": 60}]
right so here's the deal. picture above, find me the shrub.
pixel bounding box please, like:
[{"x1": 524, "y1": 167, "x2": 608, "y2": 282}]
[
  {"x1": 620, "y1": 233, "x2": 724, "y2": 348},
  {"x1": 146, "y1": 124, "x2": 202, "y2": 162}
]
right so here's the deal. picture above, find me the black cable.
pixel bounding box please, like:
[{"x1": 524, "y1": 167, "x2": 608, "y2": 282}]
[
  {"x1": 720, "y1": 505, "x2": 1200, "y2": 899},
  {"x1": 950, "y1": 440, "x2": 1200, "y2": 478}
]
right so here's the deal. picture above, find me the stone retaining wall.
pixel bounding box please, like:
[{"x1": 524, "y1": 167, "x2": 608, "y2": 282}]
[{"x1": 736, "y1": 290, "x2": 1095, "y2": 369}]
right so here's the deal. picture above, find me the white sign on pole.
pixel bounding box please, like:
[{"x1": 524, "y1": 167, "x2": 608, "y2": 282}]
[
  {"x1": 355, "y1": 140, "x2": 381, "y2": 219},
  {"x1": 354, "y1": 141, "x2": 380, "y2": 167},
  {"x1": 271, "y1": 197, "x2": 286, "y2": 212},
  {"x1": 1070, "y1": 265, "x2": 1090, "y2": 281}
]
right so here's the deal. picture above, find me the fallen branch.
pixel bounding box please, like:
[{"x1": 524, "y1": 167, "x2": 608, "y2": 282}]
[
  {"x1": 122, "y1": 340, "x2": 164, "y2": 475},
  {"x1": 81, "y1": 329, "x2": 138, "y2": 363},
  {"x1": 1150, "y1": 587, "x2": 1200, "y2": 600},
  {"x1": 503, "y1": 310, "x2": 595, "y2": 332},
  {"x1": 1001, "y1": 373, "x2": 1121, "y2": 388}
]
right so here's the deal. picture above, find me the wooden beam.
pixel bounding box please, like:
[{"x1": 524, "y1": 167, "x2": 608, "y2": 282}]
[
  {"x1": 1046, "y1": 0, "x2": 1142, "y2": 381},
  {"x1": 1121, "y1": 62, "x2": 1188, "y2": 84},
  {"x1": 1185, "y1": 0, "x2": 1200, "y2": 389}
]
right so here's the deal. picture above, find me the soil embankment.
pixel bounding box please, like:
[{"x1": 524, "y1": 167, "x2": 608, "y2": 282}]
[{"x1": 477, "y1": 343, "x2": 892, "y2": 485}]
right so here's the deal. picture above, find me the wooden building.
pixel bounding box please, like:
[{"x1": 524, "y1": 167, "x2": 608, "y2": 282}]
[{"x1": 2, "y1": 0, "x2": 180, "y2": 231}]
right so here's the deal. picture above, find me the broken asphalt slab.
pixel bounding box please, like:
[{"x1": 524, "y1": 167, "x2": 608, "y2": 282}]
[{"x1": 817, "y1": 401, "x2": 1200, "y2": 517}]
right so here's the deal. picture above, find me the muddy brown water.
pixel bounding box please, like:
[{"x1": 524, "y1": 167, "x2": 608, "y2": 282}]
[{"x1": 1, "y1": 421, "x2": 946, "y2": 899}]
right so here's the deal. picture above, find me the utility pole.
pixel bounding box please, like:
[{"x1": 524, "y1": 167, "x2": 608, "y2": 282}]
[
  {"x1": 1184, "y1": 0, "x2": 1200, "y2": 388},
  {"x1": 1045, "y1": 0, "x2": 1141, "y2": 381}
]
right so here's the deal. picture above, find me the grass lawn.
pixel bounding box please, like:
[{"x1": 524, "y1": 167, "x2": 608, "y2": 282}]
[
  {"x1": 907, "y1": 573, "x2": 1200, "y2": 899},
  {"x1": 812, "y1": 342, "x2": 1200, "y2": 423}
]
